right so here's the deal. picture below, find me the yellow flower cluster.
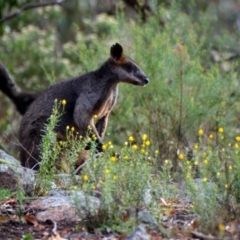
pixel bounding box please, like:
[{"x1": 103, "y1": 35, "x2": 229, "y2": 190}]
[{"x1": 102, "y1": 141, "x2": 113, "y2": 151}]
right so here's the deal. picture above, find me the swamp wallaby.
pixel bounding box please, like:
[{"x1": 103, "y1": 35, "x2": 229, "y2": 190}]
[{"x1": 19, "y1": 43, "x2": 149, "y2": 170}]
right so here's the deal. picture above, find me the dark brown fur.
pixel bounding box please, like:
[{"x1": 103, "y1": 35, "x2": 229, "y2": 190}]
[
  {"x1": 19, "y1": 43, "x2": 149, "y2": 170},
  {"x1": 0, "y1": 62, "x2": 37, "y2": 115}
]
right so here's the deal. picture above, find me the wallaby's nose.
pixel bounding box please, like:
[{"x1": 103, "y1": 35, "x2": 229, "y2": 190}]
[{"x1": 143, "y1": 77, "x2": 149, "y2": 85}]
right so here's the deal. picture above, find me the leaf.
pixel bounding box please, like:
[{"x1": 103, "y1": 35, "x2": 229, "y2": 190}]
[{"x1": 25, "y1": 215, "x2": 45, "y2": 230}]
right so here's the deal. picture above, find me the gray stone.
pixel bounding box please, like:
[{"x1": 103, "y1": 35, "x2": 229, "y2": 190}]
[
  {"x1": 138, "y1": 210, "x2": 158, "y2": 229},
  {"x1": 0, "y1": 149, "x2": 35, "y2": 194},
  {"x1": 125, "y1": 225, "x2": 150, "y2": 240},
  {"x1": 28, "y1": 190, "x2": 101, "y2": 222}
]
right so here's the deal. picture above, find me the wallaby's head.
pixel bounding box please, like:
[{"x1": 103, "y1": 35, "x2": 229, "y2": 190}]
[{"x1": 109, "y1": 43, "x2": 149, "y2": 86}]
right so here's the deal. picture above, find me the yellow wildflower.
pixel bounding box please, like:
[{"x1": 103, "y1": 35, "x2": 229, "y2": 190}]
[
  {"x1": 225, "y1": 184, "x2": 228, "y2": 189},
  {"x1": 209, "y1": 134, "x2": 213, "y2": 139},
  {"x1": 71, "y1": 127, "x2": 75, "y2": 132},
  {"x1": 132, "y1": 144, "x2": 138, "y2": 150},
  {"x1": 194, "y1": 144, "x2": 199, "y2": 150},
  {"x1": 178, "y1": 153, "x2": 184, "y2": 160},
  {"x1": 83, "y1": 175, "x2": 89, "y2": 181},
  {"x1": 218, "y1": 127, "x2": 224, "y2": 133},
  {"x1": 217, "y1": 172, "x2": 221, "y2": 177},
  {"x1": 235, "y1": 143, "x2": 239, "y2": 149},
  {"x1": 203, "y1": 177, "x2": 207, "y2": 182},
  {"x1": 155, "y1": 150, "x2": 159, "y2": 154},
  {"x1": 235, "y1": 136, "x2": 240, "y2": 142},
  {"x1": 105, "y1": 169, "x2": 110, "y2": 174},
  {"x1": 128, "y1": 136, "x2": 134, "y2": 142},
  {"x1": 218, "y1": 223, "x2": 225, "y2": 232},
  {"x1": 93, "y1": 114, "x2": 98, "y2": 120},
  {"x1": 124, "y1": 155, "x2": 129, "y2": 160},
  {"x1": 62, "y1": 99, "x2": 67, "y2": 105},
  {"x1": 198, "y1": 129, "x2": 204, "y2": 136},
  {"x1": 113, "y1": 175, "x2": 117, "y2": 180},
  {"x1": 204, "y1": 159, "x2": 208, "y2": 164},
  {"x1": 102, "y1": 144, "x2": 107, "y2": 150},
  {"x1": 145, "y1": 140, "x2": 151, "y2": 146},
  {"x1": 142, "y1": 134, "x2": 148, "y2": 141},
  {"x1": 110, "y1": 156, "x2": 117, "y2": 162},
  {"x1": 194, "y1": 161, "x2": 198, "y2": 165},
  {"x1": 164, "y1": 159, "x2": 169, "y2": 164},
  {"x1": 66, "y1": 125, "x2": 70, "y2": 130},
  {"x1": 229, "y1": 165, "x2": 233, "y2": 170}
]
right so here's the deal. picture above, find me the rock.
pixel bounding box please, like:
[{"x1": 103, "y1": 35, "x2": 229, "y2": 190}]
[
  {"x1": 0, "y1": 149, "x2": 21, "y2": 165},
  {"x1": 28, "y1": 190, "x2": 101, "y2": 222},
  {"x1": 125, "y1": 225, "x2": 150, "y2": 240},
  {"x1": 143, "y1": 189, "x2": 152, "y2": 206},
  {"x1": 0, "y1": 149, "x2": 35, "y2": 194},
  {"x1": 138, "y1": 210, "x2": 158, "y2": 229}
]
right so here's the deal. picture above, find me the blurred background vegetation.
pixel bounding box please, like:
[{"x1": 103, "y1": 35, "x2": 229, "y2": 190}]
[{"x1": 1, "y1": 0, "x2": 240, "y2": 166}]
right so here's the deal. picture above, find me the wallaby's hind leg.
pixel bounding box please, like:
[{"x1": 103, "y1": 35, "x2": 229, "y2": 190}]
[
  {"x1": 95, "y1": 115, "x2": 109, "y2": 151},
  {"x1": 20, "y1": 137, "x2": 41, "y2": 170}
]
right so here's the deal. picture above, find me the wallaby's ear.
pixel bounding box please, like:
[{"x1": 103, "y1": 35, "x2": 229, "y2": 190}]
[{"x1": 110, "y1": 43, "x2": 124, "y2": 62}]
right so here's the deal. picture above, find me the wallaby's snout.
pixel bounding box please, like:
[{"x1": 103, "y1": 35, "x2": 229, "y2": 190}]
[
  {"x1": 144, "y1": 77, "x2": 149, "y2": 84},
  {"x1": 140, "y1": 76, "x2": 149, "y2": 86}
]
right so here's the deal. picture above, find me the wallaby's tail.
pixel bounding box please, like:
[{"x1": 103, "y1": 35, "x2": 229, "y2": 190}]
[{"x1": 0, "y1": 62, "x2": 37, "y2": 115}]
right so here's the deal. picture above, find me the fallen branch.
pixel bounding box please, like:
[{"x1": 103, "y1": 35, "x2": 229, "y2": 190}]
[
  {"x1": 192, "y1": 230, "x2": 220, "y2": 240},
  {"x1": 0, "y1": 0, "x2": 67, "y2": 24}
]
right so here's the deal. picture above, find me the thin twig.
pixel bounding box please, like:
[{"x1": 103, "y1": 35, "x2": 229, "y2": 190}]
[
  {"x1": 0, "y1": 0, "x2": 67, "y2": 24},
  {"x1": 74, "y1": 152, "x2": 102, "y2": 174}
]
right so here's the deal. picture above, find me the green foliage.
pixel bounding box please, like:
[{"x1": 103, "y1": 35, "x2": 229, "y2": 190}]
[
  {"x1": 22, "y1": 233, "x2": 34, "y2": 240},
  {"x1": 108, "y1": 4, "x2": 240, "y2": 167},
  {"x1": 35, "y1": 100, "x2": 62, "y2": 194},
  {"x1": 35, "y1": 99, "x2": 89, "y2": 194},
  {"x1": 1, "y1": 1, "x2": 240, "y2": 235},
  {"x1": 0, "y1": 188, "x2": 12, "y2": 201}
]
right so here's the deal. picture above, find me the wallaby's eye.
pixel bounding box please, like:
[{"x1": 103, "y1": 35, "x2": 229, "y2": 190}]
[{"x1": 123, "y1": 63, "x2": 136, "y2": 73}]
